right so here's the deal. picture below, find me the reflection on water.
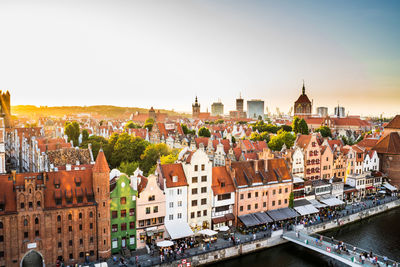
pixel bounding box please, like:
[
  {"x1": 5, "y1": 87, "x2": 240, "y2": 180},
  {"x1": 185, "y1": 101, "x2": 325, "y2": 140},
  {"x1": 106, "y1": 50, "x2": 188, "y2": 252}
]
[{"x1": 211, "y1": 208, "x2": 400, "y2": 267}]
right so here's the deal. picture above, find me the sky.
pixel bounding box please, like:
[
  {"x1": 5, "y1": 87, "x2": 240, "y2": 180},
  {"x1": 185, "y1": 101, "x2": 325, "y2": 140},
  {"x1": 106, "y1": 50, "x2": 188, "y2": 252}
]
[{"x1": 0, "y1": 0, "x2": 399, "y2": 117}]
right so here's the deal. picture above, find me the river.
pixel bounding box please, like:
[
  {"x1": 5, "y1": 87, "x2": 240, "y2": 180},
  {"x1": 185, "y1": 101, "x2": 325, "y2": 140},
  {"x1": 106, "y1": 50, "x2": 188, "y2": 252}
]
[{"x1": 211, "y1": 207, "x2": 400, "y2": 267}]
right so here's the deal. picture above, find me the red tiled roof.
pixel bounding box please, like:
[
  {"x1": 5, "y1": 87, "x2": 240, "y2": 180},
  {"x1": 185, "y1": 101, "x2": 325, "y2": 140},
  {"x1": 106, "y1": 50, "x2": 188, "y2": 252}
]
[
  {"x1": 195, "y1": 137, "x2": 209, "y2": 148},
  {"x1": 212, "y1": 166, "x2": 235, "y2": 195},
  {"x1": 295, "y1": 94, "x2": 311, "y2": 104},
  {"x1": 385, "y1": 115, "x2": 400, "y2": 129},
  {"x1": 93, "y1": 150, "x2": 110, "y2": 173},
  {"x1": 212, "y1": 139, "x2": 231, "y2": 154},
  {"x1": 160, "y1": 163, "x2": 188, "y2": 188},
  {"x1": 373, "y1": 132, "x2": 400, "y2": 154},
  {"x1": 138, "y1": 175, "x2": 148, "y2": 194},
  {"x1": 296, "y1": 135, "x2": 311, "y2": 149},
  {"x1": 243, "y1": 152, "x2": 258, "y2": 160},
  {"x1": 357, "y1": 138, "x2": 378, "y2": 149}
]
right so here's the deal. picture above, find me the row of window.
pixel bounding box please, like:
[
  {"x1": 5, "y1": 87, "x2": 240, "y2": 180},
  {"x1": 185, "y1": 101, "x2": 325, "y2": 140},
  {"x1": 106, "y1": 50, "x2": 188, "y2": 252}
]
[
  {"x1": 191, "y1": 198, "x2": 207, "y2": 207},
  {"x1": 239, "y1": 199, "x2": 288, "y2": 211},
  {"x1": 194, "y1": 164, "x2": 206, "y2": 172},
  {"x1": 306, "y1": 159, "x2": 320, "y2": 165},
  {"x1": 111, "y1": 221, "x2": 135, "y2": 232},
  {"x1": 239, "y1": 188, "x2": 289, "y2": 200},
  {"x1": 168, "y1": 213, "x2": 182, "y2": 220},
  {"x1": 191, "y1": 176, "x2": 208, "y2": 183},
  {"x1": 57, "y1": 237, "x2": 93, "y2": 248},
  {"x1": 191, "y1": 187, "x2": 207, "y2": 194},
  {"x1": 145, "y1": 206, "x2": 158, "y2": 214},
  {"x1": 138, "y1": 217, "x2": 164, "y2": 227},
  {"x1": 56, "y1": 223, "x2": 94, "y2": 234},
  {"x1": 111, "y1": 209, "x2": 135, "y2": 219},
  {"x1": 168, "y1": 201, "x2": 182, "y2": 208},
  {"x1": 190, "y1": 210, "x2": 207, "y2": 218}
]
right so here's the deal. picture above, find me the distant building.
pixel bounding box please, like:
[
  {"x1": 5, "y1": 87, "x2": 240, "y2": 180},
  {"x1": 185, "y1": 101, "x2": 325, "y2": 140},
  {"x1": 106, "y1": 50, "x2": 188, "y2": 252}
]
[
  {"x1": 294, "y1": 82, "x2": 312, "y2": 118},
  {"x1": 211, "y1": 102, "x2": 224, "y2": 117},
  {"x1": 192, "y1": 96, "x2": 201, "y2": 119},
  {"x1": 334, "y1": 106, "x2": 345, "y2": 118},
  {"x1": 316, "y1": 107, "x2": 328, "y2": 117},
  {"x1": 236, "y1": 96, "x2": 244, "y2": 113},
  {"x1": 0, "y1": 90, "x2": 12, "y2": 128},
  {"x1": 247, "y1": 100, "x2": 264, "y2": 119}
]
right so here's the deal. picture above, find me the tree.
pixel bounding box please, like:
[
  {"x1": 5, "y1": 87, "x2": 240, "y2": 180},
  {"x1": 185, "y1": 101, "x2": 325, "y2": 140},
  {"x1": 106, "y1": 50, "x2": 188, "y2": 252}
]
[
  {"x1": 125, "y1": 121, "x2": 140, "y2": 129},
  {"x1": 80, "y1": 135, "x2": 108, "y2": 159},
  {"x1": 64, "y1": 121, "x2": 80, "y2": 146},
  {"x1": 140, "y1": 143, "x2": 171, "y2": 175},
  {"x1": 250, "y1": 132, "x2": 261, "y2": 141},
  {"x1": 280, "y1": 125, "x2": 292, "y2": 132},
  {"x1": 118, "y1": 161, "x2": 139, "y2": 176},
  {"x1": 110, "y1": 133, "x2": 149, "y2": 168},
  {"x1": 144, "y1": 118, "x2": 154, "y2": 131},
  {"x1": 181, "y1": 124, "x2": 189, "y2": 135},
  {"x1": 198, "y1": 127, "x2": 211, "y2": 137},
  {"x1": 315, "y1": 126, "x2": 332, "y2": 138},
  {"x1": 231, "y1": 136, "x2": 236, "y2": 144},
  {"x1": 160, "y1": 154, "x2": 178, "y2": 165},
  {"x1": 289, "y1": 192, "x2": 294, "y2": 208},
  {"x1": 299, "y1": 119, "x2": 309, "y2": 134},
  {"x1": 81, "y1": 129, "x2": 89, "y2": 142},
  {"x1": 268, "y1": 130, "x2": 296, "y2": 151},
  {"x1": 215, "y1": 119, "x2": 224, "y2": 124},
  {"x1": 260, "y1": 132, "x2": 270, "y2": 143},
  {"x1": 292, "y1": 116, "x2": 301, "y2": 134}
]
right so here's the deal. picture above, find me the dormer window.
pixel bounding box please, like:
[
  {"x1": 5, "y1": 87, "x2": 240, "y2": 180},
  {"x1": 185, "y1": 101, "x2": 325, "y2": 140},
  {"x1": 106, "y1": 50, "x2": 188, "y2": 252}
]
[
  {"x1": 148, "y1": 195, "x2": 155, "y2": 201},
  {"x1": 172, "y1": 176, "x2": 178, "y2": 183},
  {"x1": 65, "y1": 189, "x2": 73, "y2": 205},
  {"x1": 54, "y1": 178, "x2": 60, "y2": 189},
  {"x1": 74, "y1": 177, "x2": 81, "y2": 187},
  {"x1": 221, "y1": 182, "x2": 225, "y2": 188}
]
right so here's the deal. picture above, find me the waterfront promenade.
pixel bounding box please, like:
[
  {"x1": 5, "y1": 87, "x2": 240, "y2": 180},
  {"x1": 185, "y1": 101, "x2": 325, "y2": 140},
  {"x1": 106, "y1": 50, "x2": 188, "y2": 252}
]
[{"x1": 100, "y1": 196, "x2": 399, "y2": 267}]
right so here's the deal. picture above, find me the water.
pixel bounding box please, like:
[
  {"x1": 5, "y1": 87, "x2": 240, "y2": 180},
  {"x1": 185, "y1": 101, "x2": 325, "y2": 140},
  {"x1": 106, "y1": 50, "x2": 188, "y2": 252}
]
[{"x1": 211, "y1": 208, "x2": 400, "y2": 267}]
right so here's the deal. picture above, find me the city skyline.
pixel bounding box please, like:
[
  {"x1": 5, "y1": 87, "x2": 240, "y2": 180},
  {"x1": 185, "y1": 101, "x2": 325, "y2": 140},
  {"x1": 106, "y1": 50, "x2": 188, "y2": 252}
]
[{"x1": 1, "y1": 0, "x2": 399, "y2": 117}]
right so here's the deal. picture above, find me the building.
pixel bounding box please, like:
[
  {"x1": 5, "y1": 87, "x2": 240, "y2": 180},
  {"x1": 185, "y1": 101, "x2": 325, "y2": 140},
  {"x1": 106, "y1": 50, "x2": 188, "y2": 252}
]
[
  {"x1": 247, "y1": 100, "x2": 264, "y2": 119},
  {"x1": 211, "y1": 102, "x2": 224, "y2": 117},
  {"x1": 0, "y1": 150, "x2": 111, "y2": 267},
  {"x1": 135, "y1": 174, "x2": 166, "y2": 249},
  {"x1": 0, "y1": 118, "x2": 5, "y2": 173},
  {"x1": 192, "y1": 96, "x2": 201, "y2": 119},
  {"x1": 211, "y1": 166, "x2": 235, "y2": 230},
  {"x1": 180, "y1": 148, "x2": 213, "y2": 231},
  {"x1": 0, "y1": 90, "x2": 12, "y2": 128},
  {"x1": 295, "y1": 134, "x2": 321, "y2": 180},
  {"x1": 110, "y1": 174, "x2": 138, "y2": 254},
  {"x1": 316, "y1": 107, "x2": 328, "y2": 117},
  {"x1": 334, "y1": 106, "x2": 345, "y2": 118},
  {"x1": 291, "y1": 147, "x2": 304, "y2": 178},
  {"x1": 236, "y1": 95, "x2": 244, "y2": 113},
  {"x1": 294, "y1": 82, "x2": 312, "y2": 118}
]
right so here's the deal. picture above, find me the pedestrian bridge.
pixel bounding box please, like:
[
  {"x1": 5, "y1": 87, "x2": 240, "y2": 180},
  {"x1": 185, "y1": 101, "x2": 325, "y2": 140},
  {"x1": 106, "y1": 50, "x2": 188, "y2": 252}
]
[{"x1": 282, "y1": 231, "x2": 396, "y2": 267}]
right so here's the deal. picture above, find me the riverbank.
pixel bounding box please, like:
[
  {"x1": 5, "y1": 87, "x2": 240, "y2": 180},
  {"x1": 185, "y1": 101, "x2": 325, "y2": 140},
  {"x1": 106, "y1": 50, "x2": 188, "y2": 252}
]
[{"x1": 156, "y1": 198, "x2": 400, "y2": 267}]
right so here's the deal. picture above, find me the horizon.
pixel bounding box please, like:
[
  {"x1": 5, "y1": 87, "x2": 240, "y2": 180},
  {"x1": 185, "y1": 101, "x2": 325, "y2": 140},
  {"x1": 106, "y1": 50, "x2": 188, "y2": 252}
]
[{"x1": 1, "y1": 0, "x2": 399, "y2": 117}]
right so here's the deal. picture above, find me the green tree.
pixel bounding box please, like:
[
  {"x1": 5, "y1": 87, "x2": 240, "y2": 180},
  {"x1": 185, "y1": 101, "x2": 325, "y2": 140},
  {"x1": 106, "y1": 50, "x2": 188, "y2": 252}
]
[
  {"x1": 250, "y1": 132, "x2": 261, "y2": 141},
  {"x1": 118, "y1": 161, "x2": 140, "y2": 176},
  {"x1": 292, "y1": 116, "x2": 301, "y2": 134},
  {"x1": 140, "y1": 143, "x2": 171, "y2": 175},
  {"x1": 125, "y1": 121, "x2": 140, "y2": 129},
  {"x1": 144, "y1": 118, "x2": 154, "y2": 131},
  {"x1": 268, "y1": 130, "x2": 296, "y2": 151},
  {"x1": 181, "y1": 124, "x2": 189, "y2": 135},
  {"x1": 64, "y1": 121, "x2": 80, "y2": 146},
  {"x1": 160, "y1": 154, "x2": 178, "y2": 165},
  {"x1": 198, "y1": 127, "x2": 211, "y2": 137},
  {"x1": 215, "y1": 119, "x2": 224, "y2": 124},
  {"x1": 260, "y1": 132, "x2": 270, "y2": 143},
  {"x1": 315, "y1": 126, "x2": 332, "y2": 138},
  {"x1": 80, "y1": 135, "x2": 108, "y2": 159},
  {"x1": 289, "y1": 192, "x2": 294, "y2": 208},
  {"x1": 299, "y1": 119, "x2": 309, "y2": 134},
  {"x1": 81, "y1": 129, "x2": 89, "y2": 142},
  {"x1": 110, "y1": 133, "x2": 149, "y2": 168},
  {"x1": 231, "y1": 136, "x2": 236, "y2": 144},
  {"x1": 280, "y1": 125, "x2": 292, "y2": 132}
]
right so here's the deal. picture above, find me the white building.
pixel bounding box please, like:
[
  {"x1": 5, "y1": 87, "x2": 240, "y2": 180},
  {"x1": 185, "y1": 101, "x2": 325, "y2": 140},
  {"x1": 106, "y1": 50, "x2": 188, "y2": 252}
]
[
  {"x1": 180, "y1": 146, "x2": 213, "y2": 231},
  {"x1": 363, "y1": 150, "x2": 379, "y2": 172},
  {"x1": 292, "y1": 147, "x2": 304, "y2": 178},
  {"x1": 346, "y1": 173, "x2": 367, "y2": 199},
  {"x1": 213, "y1": 142, "x2": 226, "y2": 167}
]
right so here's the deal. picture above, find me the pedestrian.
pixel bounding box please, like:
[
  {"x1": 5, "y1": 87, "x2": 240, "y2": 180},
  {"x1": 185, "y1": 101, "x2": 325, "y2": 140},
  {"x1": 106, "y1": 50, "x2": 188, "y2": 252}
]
[{"x1": 331, "y1": 236, "x2": 334, "y2": 245}]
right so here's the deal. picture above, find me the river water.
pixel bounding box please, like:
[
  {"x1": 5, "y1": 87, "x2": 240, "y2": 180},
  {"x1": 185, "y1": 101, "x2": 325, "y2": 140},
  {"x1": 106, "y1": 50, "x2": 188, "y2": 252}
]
[{"x1": 211, "y1": 207, "x2": 400, "y2": 267}]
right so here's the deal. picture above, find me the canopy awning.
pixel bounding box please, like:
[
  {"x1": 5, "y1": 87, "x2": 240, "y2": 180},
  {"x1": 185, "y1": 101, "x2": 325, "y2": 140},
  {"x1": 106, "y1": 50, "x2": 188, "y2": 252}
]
[
  {"x1": 165, "y1": 222, "x2": 194, "y2": 240},
  {"x1": 238, "y1": 214, "x2": 261, "y2": 227},
  {"x1": 308, "y1": 199, "x2": 327, "y2": 208},
  {"x1": 294, "y1": 204, "x2": 319, "y2": 216},
  {"x1": 212, "y1": 213, "x2": 235, "y2": 224},
  {"x1": 253, "y1": 212, "x2": 273, "y2": 224},
  {"x1": 366, "y1": 186, "x2": 375, "y2": 190},
  {"x1": 266, "y1": 208, "x2": 299, "y2": 222},
  {"x1": 198, "y1": 229, "x2": 218, "y2": 236},
  {"x1": 319, "y1": 197, "x2": 344, "y2": 207},
  {"x1": 293, "y1": 199, "x2": 312, "y2": 207},
  {"x1": 383, "y1": 182, "x2": 397, "y2": 192}
]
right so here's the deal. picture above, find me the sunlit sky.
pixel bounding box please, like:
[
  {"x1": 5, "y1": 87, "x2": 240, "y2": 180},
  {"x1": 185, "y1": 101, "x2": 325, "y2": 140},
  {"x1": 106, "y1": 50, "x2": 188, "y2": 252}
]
[{"x1": 0, "y1": 0, "x2": 399, "y2": 117}]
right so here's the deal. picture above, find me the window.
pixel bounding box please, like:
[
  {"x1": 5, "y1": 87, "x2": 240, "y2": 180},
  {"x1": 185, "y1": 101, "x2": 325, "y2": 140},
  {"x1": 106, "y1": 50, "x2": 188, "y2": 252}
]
[
  {"x1": 24, "y1": 219, "x2": 28, "y2": 226},
  {"x1": 248, "y1": 192, "x2": 251, "y2": 198},
  {"x1": 285, "y1": 187, "x2": 288, "y2": 193},
  {"x1": 139, "y1": 220, "x2": 145, "y2": 227},
  {"x1": 178, "y1": 213, "x2": 182, "y2": 219},
  {"x1": 203, "y1": 210, "x2": 207, "y2": 216},
  {"x1": 192, "y1": 188, "x2": 198, "y2": 195},
  {"x1": 153, "y1": 206, "x2": 158, "y2": 213},
  {"x1": 201, "y1": 198, "x2": 207, "y2": 205},
  {"x1": 178, "y1": 201, "x2": 182, "y2": 207},
  {"x1": 192, "y1": 200, "x2": 197, "y2": 207},
  {"x1": 90, "y1": 223, "x2": 93, "y2": 229},
  {"x1": 58, "y1": 242, "x2": 62, "y2": 248},
  {"x1": 58, "y1": 227, "x2": 61, "y2": 234},
  {"x1": 37, "y1": 201, "x2": 41, "y2": 207},
  {"x1": 121, "y1": 210, "x2": 126, "y2": 217},
  {"x1": 29, "y1": 202, "x2": 33, "y2": 208},
  {"x1": 240, "y1": 206, "x2": 243, "y2": 211},
  {"x1": 201, "y1": 187, "x2": 207, "y2": 193},
  {"x1": 272, "y1": 201, "x2": 275, "y2": 206},
  {"x1": 221, "y1": 182, "x2": 225, "y2": 188},
  {"x1": 112, "y1": 211, "x2": 117, "y2": 218},
  {"x1": 247, "y1": 205, "x2": 251, "y2": 210},
  {"x1": 20, "y1": 202, "x2": 25, "y2": 209},
  {"x1": 57, "y1": 215, "x2": 62, "y2": 222},
  {"x1": 201, "y1": 176, "x2": 207, "y2": 182},
  {"x1": 217, "y1": 194, "x2": 231, "y2": 200},
  {"x1": 146, "y1": 207, "x2": 151, "y2": 214},
  {"x1": 121, "y1": 223, "x2": 127, "y2": 231},
  {"x1": 194, "y1": 165, "x2": 198, "y2": 171},
  {"x1": 35, "y1": 217, "x2": 39, "y2": 224},
  {"x1": 273, "y1": 189, "x2": 276, "y2": 195},
  {"x1": 192, "y1": 177, "x2": 198, "y2": 183},
  {"x1": 263, "y1": 202, "x2": 266, "y2": 208},
  {"x1": 79, "y1": 224, "x2": 82, "y2": 230},
  {"x1": 201, "y1": 164, "x2": 205, "y2": 171},
  {"x1": 79, "y1": 252, "x2": 84, "y2": 258},
  {"x1": 279, "y1": 188, "x2": 282, "y2": 194},
  {"x1": 130, "y1": 221, "x2": 135, "y2": 229},
  {"x1": 169, "y1": 214, "x2": 173, "y2": 220},
  {"x1": 89, "y1": 212, "x2": 93, "y2": 218},
  {"x1": 148, "y1": 195, "x2": 155, "y2": 201},
  {"x1": 278, "y1": 200, "x2": 281, "y2": 205},
  {"x1": 255, "y1": 203, "x2": 258, "y2": 209},
  {"x1": 0, "y1": 236, "x2": 3, "y2": 242},
  {"x1": 177, "y1": 189, "x2": 182, "y2": 195},
  {"x1": 24, "y1": 232, "x2": 28, "y2": 238},
  {"x1": 255, "y1": 192, "x2": 258, "y2": 198},
  {"x1": 197, "y1": 211, "x2": 201, "y2": 217},
  {"x1": 129, "y1": 208, "x2": 135, "y2": 216},
  {"x1": 69, "y1": 253, "x2": 73, "y2": 259},
  {"x1": 191, "y1": 212, "x2": 195, "y2": 219},
  {"x1": 120, "y1": 197, "x2": 126, "y2": 205},
  {"x1": 35, "y1": 230, "x2": 39, "y2": 237},
  {"x1": 80, "y1": 238, "x2": 83, "y2": 245},
  {"x1": 69, "y1": 226, "x2": 72, "y2": 232},
  {"x1": 215, "y1": 206, "x2": 229, "y2": 212},
  {"x1": 240, "y1": 194, "x2": 244, "y2": 200},
  {"x1": 285, "y1": 199, "x2": 288, "y2": 204},
  {"x1": 68, "y1": 214, "x2": 72, "y2": 220},
  {"x1": 169, "y1": 202, "x2": 174, "y2": 208}
]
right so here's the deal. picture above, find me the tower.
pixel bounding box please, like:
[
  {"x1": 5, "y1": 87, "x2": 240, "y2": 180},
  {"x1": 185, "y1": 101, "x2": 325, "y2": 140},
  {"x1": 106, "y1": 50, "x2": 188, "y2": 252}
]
[
  {"x1": 236, "y1": 93, "x2": 244, "y2": 113},
  {"x1": 149, "y1": 107, "x2": 156, "y2": 121},
  {"x1": 293, "y1": 81, "x2": 312, "y2": 118},
  {"x1": 92, "y1": 149, "x2": 111, "y2": 259},
  {"x1": 192, "y1": 96, "x2": 200, "y2": 118},
  {"x1": 0, "y1": 90, "x2": 12, "y2": 128}
]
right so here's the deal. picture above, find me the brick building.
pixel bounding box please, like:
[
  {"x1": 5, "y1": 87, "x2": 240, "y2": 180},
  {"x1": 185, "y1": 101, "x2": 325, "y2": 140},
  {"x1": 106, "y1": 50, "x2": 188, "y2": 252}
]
[{"x1": 0, "y1": 150, "x2": 111, "y2": 267}]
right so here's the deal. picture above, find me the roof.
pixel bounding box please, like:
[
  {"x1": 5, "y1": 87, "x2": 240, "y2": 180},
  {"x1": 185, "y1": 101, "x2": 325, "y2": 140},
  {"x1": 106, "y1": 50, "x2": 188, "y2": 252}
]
[
  {"x1": 296, "y1": 135, "x2": 311, "y2": 149},
  {"x1": 160, "y1": 163, "x2": 188, "y2": 188},
  {"x1": 356, "y1": 138, "x2": 378, "y2": 150},
  {"x1": 137, "y1": 175, "x2": 148, "y2": 194},
  {"x1": 195, "y1": 137, "x2": 209, "y2": 148},
  {"x1": 212, "y1": 166, "x2": 235, "y2": 195},
  {"x1": 373, "y1": 132, "x2": 400, "y2": 154},
  {"x1": 295, "y1": 94, "x2": 311, "y2": 104},
  {"x1": 384, "y1": 115, "x2": 400, "y2": 129},
  {"x1": 93, "y1": 150, "x2": 110, "y2": 173}
]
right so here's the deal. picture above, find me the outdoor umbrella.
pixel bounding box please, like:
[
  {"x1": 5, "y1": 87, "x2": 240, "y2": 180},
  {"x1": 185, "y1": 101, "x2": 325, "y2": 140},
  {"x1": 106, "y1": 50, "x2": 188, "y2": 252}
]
[
  {"x1": 197, "y1": 229, "x2": 218, "y2": 236},
  {"x1": 157, "y1": 240, "x2": 174, "y2": 247},
  {"x1": 218, "y1": 226, "x2": 229, "y2": 232}
]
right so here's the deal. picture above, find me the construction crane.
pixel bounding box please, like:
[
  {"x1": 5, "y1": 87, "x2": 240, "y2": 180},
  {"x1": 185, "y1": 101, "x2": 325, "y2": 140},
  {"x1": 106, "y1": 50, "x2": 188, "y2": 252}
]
[{"x1": 288, "y1": 107, "x2": 293, "y2": 116}]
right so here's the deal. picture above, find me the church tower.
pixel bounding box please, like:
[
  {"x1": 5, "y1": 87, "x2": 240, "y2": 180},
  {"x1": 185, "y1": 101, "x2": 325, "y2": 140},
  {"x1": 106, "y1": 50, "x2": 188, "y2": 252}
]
[
  {"x1": 293, "y1": 81, "x2": 312, "y2": 118},
  {"x1": 93, "y1": 149, "x2": 111, "y2": 260},
  {"x1": 192, "y1": 96, "x2": 200, "y2": 118}
]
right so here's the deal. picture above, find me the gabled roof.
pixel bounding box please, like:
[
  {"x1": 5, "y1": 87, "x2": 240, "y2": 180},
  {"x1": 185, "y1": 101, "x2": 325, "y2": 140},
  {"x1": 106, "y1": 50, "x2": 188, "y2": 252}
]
[
  {"x1": 295, "y1": 94, "x2": 311, "y2": 104},
  {"x1": 384, "y1": 115, "x2": 400, "y2": 129},
  {"x1": 373, "y1": 132, "x2": 400, "y2": 154},
  {"x1": 357, "y1": 138, "x2": 378, "y2": 150},
  {"x1": 93, "y1": 150, "x2": 110, "y2": 173},
  {"x1": 212, "y1": 166, "x2": 235, "y2": 195},
  {"x1": 296, "y1": 135, "x2": 311, "y2": 149},
  {"x1": 160, "y1": 163, "x2": 188, "y2": 188}
]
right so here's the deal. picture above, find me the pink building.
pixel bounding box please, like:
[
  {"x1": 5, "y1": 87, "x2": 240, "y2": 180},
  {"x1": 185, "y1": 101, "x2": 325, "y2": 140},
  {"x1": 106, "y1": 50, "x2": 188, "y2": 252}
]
[
  {"x1": 320, "y1": 145, "x2": 333, "y2": 179},
  {"x1": 296, "y1": 134, "x2": 322, "y2": 180},
  {"x1": 136, "y1": 174, "x2": 166, "y2": 249}
]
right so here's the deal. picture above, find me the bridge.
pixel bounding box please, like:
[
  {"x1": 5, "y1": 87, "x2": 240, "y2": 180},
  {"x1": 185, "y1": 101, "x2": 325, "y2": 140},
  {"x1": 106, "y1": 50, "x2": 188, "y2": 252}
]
[{"x1": 282, "y1": 231, "x2": 397, "y2": 267}]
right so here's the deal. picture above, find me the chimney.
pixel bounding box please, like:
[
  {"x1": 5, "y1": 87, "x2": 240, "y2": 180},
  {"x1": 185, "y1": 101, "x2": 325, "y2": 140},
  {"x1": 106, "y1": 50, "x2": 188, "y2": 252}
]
[
  {"x1": 66, "y1": 164, "x2": 71, "y2": 171},
  {"x1": 11, "y1": 170, "x2": 16, "y2": 183},
  {"x1": 254, "y1": 160, "x2": 259, "y2": 173},
  {"x1": 264, "y1": 159, "x2": 268, "y2": 173}
]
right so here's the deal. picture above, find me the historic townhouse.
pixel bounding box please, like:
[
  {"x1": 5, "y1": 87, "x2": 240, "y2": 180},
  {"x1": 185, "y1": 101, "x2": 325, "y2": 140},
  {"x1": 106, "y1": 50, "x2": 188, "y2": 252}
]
[
  {"x1": 0, "y1": 150, "x2": 111, "y2": 267},
  {"x1": 363, "y1": 150, "x2": 379, "y2": 172},
  {"x1": 295, "y1": 134, "x2": 321, "y2": 180},
  {"x1": 180, "y1": 147, "x2": 213, "y2": 231},
  {"x1": 291, "y1": 147, "x2": 304, "y2": 178},
  {"x1": 320, "y1": 145, "x2": 333, "y2": 179}
]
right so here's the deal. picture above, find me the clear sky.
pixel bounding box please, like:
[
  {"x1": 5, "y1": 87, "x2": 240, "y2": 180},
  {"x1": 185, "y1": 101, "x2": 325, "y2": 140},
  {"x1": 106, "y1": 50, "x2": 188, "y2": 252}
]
[{"x1": 0, "y1": 0, "x2": 399, "y2": 117}]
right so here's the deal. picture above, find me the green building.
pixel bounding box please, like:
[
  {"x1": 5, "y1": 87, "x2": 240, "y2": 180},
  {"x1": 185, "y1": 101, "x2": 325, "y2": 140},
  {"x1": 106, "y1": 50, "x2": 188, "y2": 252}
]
[{"x1": 110, "y1": 174, "x2": 138, "y2": 253}]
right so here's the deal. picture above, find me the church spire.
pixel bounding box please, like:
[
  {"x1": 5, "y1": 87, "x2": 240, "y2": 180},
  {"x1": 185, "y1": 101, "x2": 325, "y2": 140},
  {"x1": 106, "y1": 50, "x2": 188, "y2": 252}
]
[{"x1": 302, "y1": 80, "x2": 305, "y2": 95}]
